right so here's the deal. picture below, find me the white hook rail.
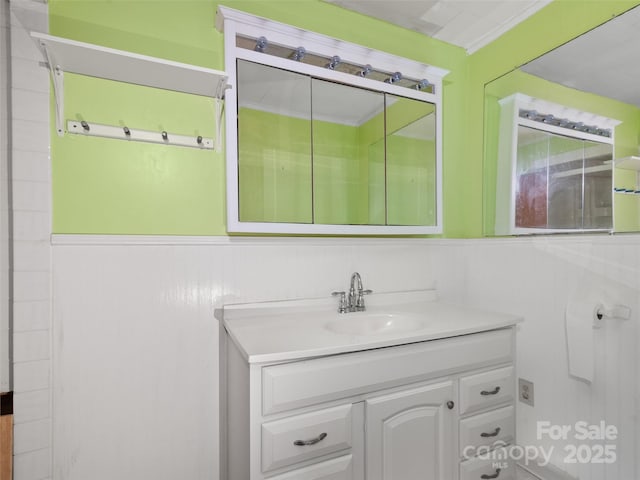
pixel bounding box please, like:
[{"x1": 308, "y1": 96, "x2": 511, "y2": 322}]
[{"x1": 67, "y1": 121, "x2": 214, "y2": 150}]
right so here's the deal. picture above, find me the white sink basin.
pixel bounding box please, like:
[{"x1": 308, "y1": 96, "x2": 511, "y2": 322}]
[{"x1": 325, "y1": 312, "x2": 426, "y2": 336}]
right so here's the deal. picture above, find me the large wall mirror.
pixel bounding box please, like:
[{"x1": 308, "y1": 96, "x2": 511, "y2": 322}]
[
  {"x1": 218, "y1": 6, "x2": 447, "y2": 235},
  {"x1": 484, "y1": 5, "x2": 640, "y2": 236}
]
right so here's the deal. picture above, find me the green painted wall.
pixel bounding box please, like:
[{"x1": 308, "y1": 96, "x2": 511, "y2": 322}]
[
  {"x1": 49, "y1": 0, "x2": 640, "y2": 236},
  {"x1": 49, "y1": 0, "x2": 465, "y2": 235}
]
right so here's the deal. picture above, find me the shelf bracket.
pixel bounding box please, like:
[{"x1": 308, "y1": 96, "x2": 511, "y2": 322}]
[{"x1": 38, "y1": 40, "x2": 65, "y2": 137}]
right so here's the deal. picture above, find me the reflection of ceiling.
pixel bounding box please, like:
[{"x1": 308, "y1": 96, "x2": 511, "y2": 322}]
[
  {"x1": 394, "y1": 114, "x2": 435, "y2": 141},
  {"x1": 522, "y1": 5, "x2": 640, "y2": 108},
  {"x1": 238, "y1": 60, "x2": 385, "y2": 126},
  {"x1": 323, "y1": 0, "x2": 552, "y2": 53},
  {"x1": 238, "y1": 60, "x2": 435, "y2": 138}
]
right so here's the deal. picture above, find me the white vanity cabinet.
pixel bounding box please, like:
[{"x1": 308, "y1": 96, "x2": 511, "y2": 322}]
[
  {"x1": 224, "y1": 326, "x2": 517, "y2": 480},
  {"x1": 366, "y1": 380, "x2": 455, "y2": 480}
]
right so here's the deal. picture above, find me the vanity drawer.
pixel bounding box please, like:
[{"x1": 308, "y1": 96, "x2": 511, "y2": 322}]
[
  {"x1": 262, "y1": 404, "x2": 353, "y2": 472},
  {"x1": 459, "y1": 405, "x2": 515, "y2": 458},
  {"x1": 268, "y1": 454, "x2": 354, "y2": 480},
  {"x1": 459, "y1": 366, "x2": 515, "y2": 415},
  {"x1": 460, "y1": 451, "x2": 516, "y2": 480},
  {"x1": 263, "y1": 329, "x2": 514, "y2": 414}
]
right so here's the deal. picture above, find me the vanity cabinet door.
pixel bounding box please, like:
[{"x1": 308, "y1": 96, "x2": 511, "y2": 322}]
[{"x1": 365, "y1": 380, "x2": 455, "y2": 480}]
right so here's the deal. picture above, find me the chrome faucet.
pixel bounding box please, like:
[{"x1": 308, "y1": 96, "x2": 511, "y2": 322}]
[{"x1": 332, "y1": 272, "x2": 372, "y2": 313}]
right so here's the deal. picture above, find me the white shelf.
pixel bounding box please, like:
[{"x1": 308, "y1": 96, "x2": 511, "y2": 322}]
[
  {"x1": 615, "y1": 156, "x2": 640, "y2": 171},
  {"x1": 31, "y1": 32, "x2": 228, "y2": 147}
]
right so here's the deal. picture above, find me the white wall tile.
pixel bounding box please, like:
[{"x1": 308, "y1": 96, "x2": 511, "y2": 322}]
[
  {"x1": 14, "y1": 301, "x2": 50, "y2": 332},
  {"x1": 11, "y1": 56, "x2": 49, "y2": 94},
  {"x1": 12, "y1": 88, "x2": 49, "y2": 123},
  {"x1": 14, "y1": 419, "x2": 51, "y2": 454},
  {"x1": 12, "y1": 180, "x2": 50, "y2": 212},
  {"x1": 9, "y1": 22, "x2": 42, "y2": 62},
  {"x1": 12, "y1": 118, "x2": 49, "y2": 153},
  {"x1": 14, "y1": 241, "x2": 50, "y2": 271},
  {"x1": 10, "y1": 1, "x2": 48, "y2": 33},
  {"x1": 13, "y1": 211, "x2": 50, "y2": 241},
  {"x1": 14, "y1": 330, "x2": 49, "y2": 362},
  {"x1": 13, "y1": 389, "x2": 50, "y2": 424},
  {"x1": 13, "y1": 360, "x2": 49, "y2": 392},
  {"x1": 12, "y1": 150, "x2": 50, "y2": 182},
  {"x1": 14, "y1": 271, "x2": 50, "y2": 301},
  {"x1": 13, "y1": 448, "x2": 51, "y2": 480}
]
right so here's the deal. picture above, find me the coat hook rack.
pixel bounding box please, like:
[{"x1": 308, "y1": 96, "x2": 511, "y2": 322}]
[{"x1": 67, "y1": 120, "x2": 214, "y2": 150}]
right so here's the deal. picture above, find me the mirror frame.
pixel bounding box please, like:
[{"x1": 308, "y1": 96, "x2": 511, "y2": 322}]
[{"x1": 217, "y1": 6, "x2": 449, "y2": 235}]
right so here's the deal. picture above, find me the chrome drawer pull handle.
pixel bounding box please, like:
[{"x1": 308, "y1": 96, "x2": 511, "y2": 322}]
[
  {"x1": 480, "y1": 386, "x2": 501, "y2": 396},
  {"x1": 481, "y1": 468, "x2": 501, "y2": 479},
  {"x1": 480, "y1": 427, "x2": 501, "y2": 438},
  {"x1": 293, "y1": 432, "x2": 327, "y2": 446}
]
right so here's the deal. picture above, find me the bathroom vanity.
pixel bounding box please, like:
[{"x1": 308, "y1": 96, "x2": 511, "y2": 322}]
[{"x1": 220, "y1": 290, "x2": 522, "y2": 480}]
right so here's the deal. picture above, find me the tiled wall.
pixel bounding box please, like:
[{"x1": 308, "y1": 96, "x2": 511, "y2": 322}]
[
  {"x1": 50, "y1": 235, "x2": 639, "y2": 480},
  {"x1": 0, "y1": 0, "x2": 10, "y2": 394},
  {"x1": 9, "y1": 1, "x2": 52, "y2": 479}
]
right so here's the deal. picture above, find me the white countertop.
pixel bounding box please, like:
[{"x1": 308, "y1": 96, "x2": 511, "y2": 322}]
[{"x1": 219, "y1": 290, "x2": 523, "y2": 364}]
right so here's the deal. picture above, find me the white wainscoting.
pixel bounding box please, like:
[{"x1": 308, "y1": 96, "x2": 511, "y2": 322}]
[
  {"x1": 50, "y1": 234, "x2": 639, "y2": 480},
  {"x1": 430, "y1": 235, "x2": 639, "y2": 480},
  {"x1": 51, "y1": 237, "x2": 437, "y2": 480}
]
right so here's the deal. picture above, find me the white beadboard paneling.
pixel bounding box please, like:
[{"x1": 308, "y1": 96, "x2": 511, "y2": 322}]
[
  {"x1": 12, "y1": 149, "x2": 51, "y2": 182},
  {"x1": 352, "y1": 242, "x2": 436, "y2": 293},
  {"x1": 13, "y1": 359, "x2": 49, "y2": 392},
  {"x1": 14, "y1": 271, "x2": 50, "y2": 301},
  {"x1": 14, "y1": 240, "x2": 50, "y2": 271},
  {"x1": 13, "y1": 419, "x2": 51, "y2": 454},
  {"x1": 13, "y1": 180, "x2": 50, "y2": 212},
  {"x1": 13, "y1": 330, "x2": 49, "y2": 362},
  {"x1": 14, "y1": 301, "x2": 50, "y2": 332},
  {"x1": 11, "y1": 56, "x2": 50, "y2": 94},
  {"x1": 13, "y1": 389, "x2": 51, "y2": 424},
  {"x1": 13, "y1": 211, "x2": 50, "y2": 241},
  {"x1": 12, "y1": 118, "x2": 50, "y2": 153},
  {"x1": 429, "y1": 236, "x2": 638, "y2": 479},
  {"x1": 13, "y1": 448, "x2": 51, "y2": 480},
  {"x1": 12, "y1": 88, "x2": 49, "y2": 123},
  {"x1": 53, "y1": 245, "x2": 223, "y2": 480},
  {"x1": 222, "y1": 243, "x2": 355, "y2": 304}
]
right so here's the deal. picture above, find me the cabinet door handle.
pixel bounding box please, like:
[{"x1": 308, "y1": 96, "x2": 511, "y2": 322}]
[
  {"x1": 481, "y1": 468, "x2": 501, "y2": 479},
  {"x1": 293, "y1": 432, "x2": 327, "y2": 446},
  {"x1": 480, "y1": 386, "x2": 501, "y2": 396},
  {"x1": 480, "y1": 427, "x2": 501, "y2": 438}
]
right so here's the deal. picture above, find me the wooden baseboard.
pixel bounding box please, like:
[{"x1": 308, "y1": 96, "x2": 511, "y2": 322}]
[
  {"x1": 0, "y1": 392, "x2": 12, "y2": 480},
  {"x1": 0, "y1": 414, "x2": 11, "y2": 480}
]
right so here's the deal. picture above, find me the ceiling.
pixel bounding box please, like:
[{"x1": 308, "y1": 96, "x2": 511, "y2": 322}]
[
  {"x1": 324, "y1": 0, "x2": 553, "y2": 53},
  {"x1": 522, "y1": 5, "x2": 640, "y2": 108}
]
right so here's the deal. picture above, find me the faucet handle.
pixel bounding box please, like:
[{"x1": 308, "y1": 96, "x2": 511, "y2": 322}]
[
  {"x1": 361, "y1": 289, "x2": 373, "y2": 295},
  {"x1": 331, "y1": 291, "x2": 348, "y2": 313}
]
